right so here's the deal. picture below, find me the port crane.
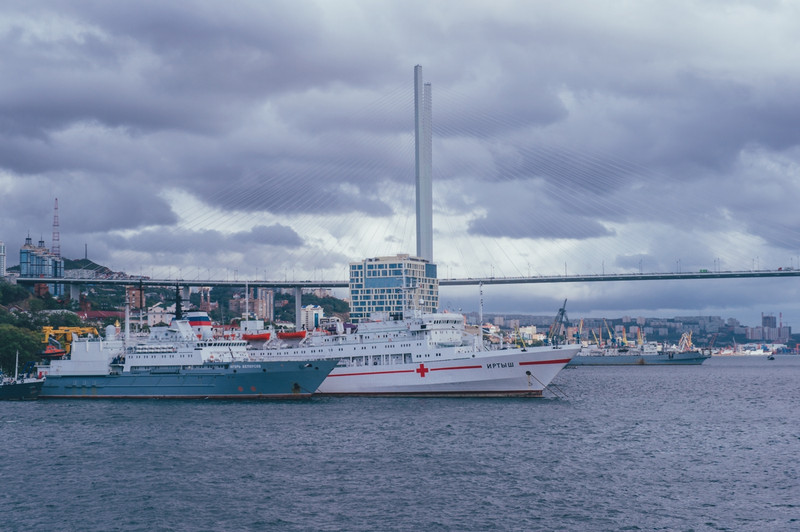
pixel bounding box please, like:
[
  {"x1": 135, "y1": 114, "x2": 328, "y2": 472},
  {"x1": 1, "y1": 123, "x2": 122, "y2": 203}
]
[{"x1": 547, "y1": 299, "x2": 570, "y2": 346}]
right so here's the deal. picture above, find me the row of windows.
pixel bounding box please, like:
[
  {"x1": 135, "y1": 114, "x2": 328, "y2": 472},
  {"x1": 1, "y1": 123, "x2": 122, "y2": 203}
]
[
  {"x1": 350, "y1": 298, "x2": 440, "y2": 305},
  {"x1": 350, "y1": 262, "x2": 427, "y2": 271},
  {"x1": 131, "y1": 354, "x2": 187, "y2": 359},
  {"x1": 336, "y1": 350, "x2": 449, "y2": 368},
  {"x1": 350, "y1": 305, "x2": 403, "y2": 312}
]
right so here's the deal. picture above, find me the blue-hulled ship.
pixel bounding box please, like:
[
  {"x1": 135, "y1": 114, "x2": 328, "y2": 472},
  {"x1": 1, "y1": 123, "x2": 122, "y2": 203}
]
[{"x1": 36, "y1": 310, "x2": 338, "y2": 399}]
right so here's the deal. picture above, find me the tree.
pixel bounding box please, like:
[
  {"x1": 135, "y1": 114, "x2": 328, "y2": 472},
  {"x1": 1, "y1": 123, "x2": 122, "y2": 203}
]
[
  {"x1": 0, "y1": 324, "x2": 42, "y2": 374},
  {"x1": 0, "y1": 281, "x2": 30, "y2": 305},
  {"x1": 44, "y1": 311, "x2": 84, "y2": 329}
]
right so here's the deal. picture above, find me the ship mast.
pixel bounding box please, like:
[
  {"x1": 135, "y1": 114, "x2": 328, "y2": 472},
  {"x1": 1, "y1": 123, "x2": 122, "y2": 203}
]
[
  {"x1": 124, "y1": 292, "x2": 131, "y2": 350},
  {"x1": 478, "y1": 281, "x2": 485, "y2": 350}
]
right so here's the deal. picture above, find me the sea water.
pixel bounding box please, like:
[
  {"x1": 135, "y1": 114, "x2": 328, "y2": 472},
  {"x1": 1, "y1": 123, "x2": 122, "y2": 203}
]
[{"x1": 2, "y1": 356, "x2": 798, "y2": 531}]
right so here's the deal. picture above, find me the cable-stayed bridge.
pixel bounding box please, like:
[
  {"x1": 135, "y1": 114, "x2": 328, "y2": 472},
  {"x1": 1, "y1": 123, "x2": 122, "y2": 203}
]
[
  {"x1": 17, "y1": 267, "x2": 800, "y2": 289},
  {"x1": 17, "y1": 268, "x2": 799, "y2": 330},
  {"x1": 17, "y1": 269, "x2": 800, "y2": 289}
]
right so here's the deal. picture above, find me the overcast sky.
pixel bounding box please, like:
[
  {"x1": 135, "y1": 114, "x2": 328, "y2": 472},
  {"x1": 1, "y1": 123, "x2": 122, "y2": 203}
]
[{"x1": 2, "y1": 1, "x2": 799, "y2": 327}]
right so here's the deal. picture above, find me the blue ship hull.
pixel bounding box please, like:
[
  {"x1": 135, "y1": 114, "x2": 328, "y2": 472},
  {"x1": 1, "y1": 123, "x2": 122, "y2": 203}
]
[
  {"x1": 568, "y1": 351, "x2": 711, "y2": 366},
  {"x1": 40, "y1": 360, "x2": 339, "y2": 399}
]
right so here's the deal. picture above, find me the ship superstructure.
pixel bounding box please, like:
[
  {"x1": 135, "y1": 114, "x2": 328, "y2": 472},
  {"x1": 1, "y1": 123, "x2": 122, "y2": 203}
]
[
  {"x1": 37, "y1": 314, "x2": 337, "y2": 399},
  {"x1": 242, "y1": 311, "x2": 578, "y2": 397}
]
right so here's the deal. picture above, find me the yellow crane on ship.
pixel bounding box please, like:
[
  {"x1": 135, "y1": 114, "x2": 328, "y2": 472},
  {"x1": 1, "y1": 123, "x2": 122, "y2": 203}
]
[{"x1": 41, "y1": 326, "x2": 100, "y2": 356}]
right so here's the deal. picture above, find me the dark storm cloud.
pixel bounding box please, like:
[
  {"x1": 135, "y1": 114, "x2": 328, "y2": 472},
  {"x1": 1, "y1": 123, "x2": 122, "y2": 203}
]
[
  {"x1": 468, "y1": 214, "x2": 614, "y2": 240},
  {"x1": 104, "y1": 223, "x2": 303, "y2": 255},
  {"x1": 0, "y1": 1, "x2": 398, "y2": 148},
  {"x1": 0, "y1": 1, "x2": 425, "y2": 229},
  {"x1": 183, "y1": 157, "x2": 399, "y2": 217}
]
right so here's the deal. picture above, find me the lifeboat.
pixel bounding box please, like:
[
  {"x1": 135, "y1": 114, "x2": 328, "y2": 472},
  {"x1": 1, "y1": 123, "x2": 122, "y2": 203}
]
[
  {"x1": 277, "y1": 331, "x2": 306, "y2": 340},
  {"x1": 242, "y1": 332, "x2": 271, "y2": 341},
  {"x1": 41, "y1": 345, "x2": 67, "y2": 359}
]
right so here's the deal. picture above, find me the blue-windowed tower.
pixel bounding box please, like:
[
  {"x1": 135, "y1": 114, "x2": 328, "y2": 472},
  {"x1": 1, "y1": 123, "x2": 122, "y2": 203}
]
[
  {"x1": 348, "y1": 254, "x2": 438, "y2": 323},
  {"x1": 19, "y1": 235, "x2": 64, "y2": 296}
]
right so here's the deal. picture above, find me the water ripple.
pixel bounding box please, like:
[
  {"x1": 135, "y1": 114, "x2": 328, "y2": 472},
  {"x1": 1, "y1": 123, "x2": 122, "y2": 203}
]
[{"x1": 1, "y1": 356, "x2": 799, "y2": 531}]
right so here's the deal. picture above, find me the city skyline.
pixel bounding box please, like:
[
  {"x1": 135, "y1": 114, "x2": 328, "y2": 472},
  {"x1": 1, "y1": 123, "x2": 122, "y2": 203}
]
[{"x1": 1, "y1": 1, "x2": 799, "y2": 325}]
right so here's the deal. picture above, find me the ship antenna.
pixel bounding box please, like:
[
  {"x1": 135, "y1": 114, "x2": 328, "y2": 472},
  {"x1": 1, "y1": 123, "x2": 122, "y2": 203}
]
[
  {"x1": 175, "y1": 285, "x2": 183, "y2": 320},
  {"x1": 124, "y1": 292, "x2": 131, "y2": 348},
  {"x1": 478, "y1": 281, "x2": 485, "y2": 349},
  {"x1": 401, "y1": 266, "x2": 408, "y2": 319}
]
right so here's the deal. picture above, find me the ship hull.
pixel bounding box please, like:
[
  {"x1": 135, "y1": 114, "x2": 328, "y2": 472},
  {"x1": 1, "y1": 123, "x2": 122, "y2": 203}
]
[
  {"x1": 39, "y1": 360, "x2": 339, "y2": 399},
  {"x1": 0, "y1": 380, "x2": 44, "y2": 400},
  {"x1": 568, "y1": 351, "x2": 710, "y2": 366},
  {"x1": 316, "y1": 347, "x2": 578, "y2": 397}
]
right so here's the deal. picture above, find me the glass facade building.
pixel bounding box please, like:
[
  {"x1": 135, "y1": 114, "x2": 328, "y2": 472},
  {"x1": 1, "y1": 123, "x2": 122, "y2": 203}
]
[
  {"x1": 348, "y1": 254, "x2": 438, "y2": 323},
  {"x1": 19, "y1": 235, "x2": 64, "y2": 296}
]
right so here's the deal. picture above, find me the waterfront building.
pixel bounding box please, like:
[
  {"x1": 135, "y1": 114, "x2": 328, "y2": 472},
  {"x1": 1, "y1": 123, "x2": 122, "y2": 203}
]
[
  {"x1": 300, "y1": 305, "x2": 324, "y2": 330},
  {"x1": 148, "y1": 302, "x2": 175, "y2": 326},
  {"x1": 64, "y1": 269, "x2": 98, "y2": 279},
  {"x1": 348, "y1": 254, "x2": 438, "y2": 323},
  {"x1": 126, "y1": 287, "x2": 146, "y2": 310},
  {"x1": 229, "y1": 287, "x2": 274, "y2": 322},
  {"x1": 311, "y1": 288, "x2": 333, "y2": 298},
  {"x1": 746, "y1": 323, "x2": 791, "y2": 342},
  {"x1": 19, "y1": 235, "x2": 64, "y2": 296},
  {"x1": 518, "y1": 325, "x2": 539, "y2": 342}
]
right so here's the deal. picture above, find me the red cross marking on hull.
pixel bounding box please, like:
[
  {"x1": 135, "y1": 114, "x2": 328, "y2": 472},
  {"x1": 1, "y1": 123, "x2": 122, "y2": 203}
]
[{"x1": 415, "y1": 363, "x2": 429, "y2": 377}]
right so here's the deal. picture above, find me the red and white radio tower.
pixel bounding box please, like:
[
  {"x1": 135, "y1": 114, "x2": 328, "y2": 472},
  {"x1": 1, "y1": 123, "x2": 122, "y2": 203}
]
[{"x1": 52, "y1": 198, "x2": 61, "y2": 258}]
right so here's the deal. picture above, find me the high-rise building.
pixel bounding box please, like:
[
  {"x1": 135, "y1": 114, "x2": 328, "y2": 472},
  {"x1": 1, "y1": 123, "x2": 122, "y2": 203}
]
[
  {"x1": 348, "y1": 254, "x2": 438, "y2": 322},
  {"x1": 0, "y1": 240, "x2": 6, "y2": 277},
  {"x1": 229, "y1": 287, "x2": 274, "y2": 322},
  {"x1": 19, "y1": 235, "x2": 64, "y2": 296}
]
